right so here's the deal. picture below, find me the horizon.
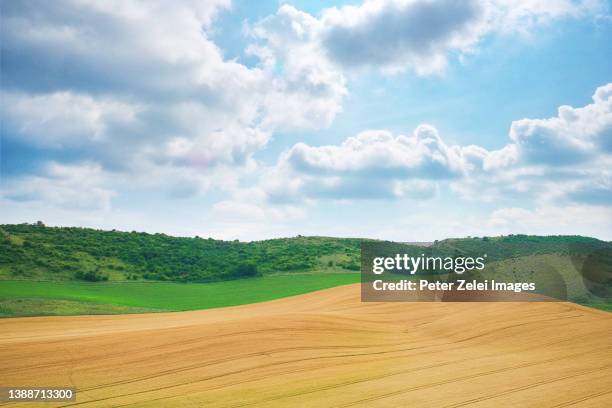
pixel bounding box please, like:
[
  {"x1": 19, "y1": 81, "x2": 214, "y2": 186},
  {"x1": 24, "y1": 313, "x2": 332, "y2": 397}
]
[
  {"x1": 3, "y1": 221, "x2": 609, "y2": 244},
  {"x1": 1, "y1": 0, "x2": 612, "y2": 241}
]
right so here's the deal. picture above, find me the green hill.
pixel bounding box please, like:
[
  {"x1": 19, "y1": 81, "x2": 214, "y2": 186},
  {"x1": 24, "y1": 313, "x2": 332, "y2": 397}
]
[
  {"x1": 434, "y1": 234, "x2": 606, "y2": 261},
  {"x1": 0, "y1": 223, "x2": 362, "y2": 282},
  {"x1": 1, "y1": 224, "x2": 610, "y2": 316},
  {"x1": 1, "y1": 223, "x2": 609, "y2": 285}
]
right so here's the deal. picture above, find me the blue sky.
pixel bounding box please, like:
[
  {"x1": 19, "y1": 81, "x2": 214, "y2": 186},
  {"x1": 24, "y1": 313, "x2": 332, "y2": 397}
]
[{"x1": 1, "y1": 0, "x2": 612, "y2": 241}]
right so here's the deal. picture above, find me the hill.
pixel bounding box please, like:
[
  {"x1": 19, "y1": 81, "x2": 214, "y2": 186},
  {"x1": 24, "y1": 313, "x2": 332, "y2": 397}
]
[
  {"x1": 0, "y1": 223, "x2": 362, "y2": 282},
  {"x1": 435, "y1": 234, "x2": 607, "y2": 261},
  {"x1": 1, "y1": 223, "x2": 609, "y2": 284},
  {"x1": 1, "y1": 224, "x2": 611, "y2": 316}
]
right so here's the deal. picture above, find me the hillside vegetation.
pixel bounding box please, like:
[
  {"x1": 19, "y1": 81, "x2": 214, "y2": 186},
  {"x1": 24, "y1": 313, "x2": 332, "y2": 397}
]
[
  {"x1": 434, "y1": 234, "x2": 606, "y2": 261},
  {"x1": 1, "y1": 224, "x2": 610, "y2": 316},
  {"x1": 0, "y1": 223, "x2": 608, "y2": 284},
  {"x1": 0, "y1": 223, "x2": 361, "y2": 282}
]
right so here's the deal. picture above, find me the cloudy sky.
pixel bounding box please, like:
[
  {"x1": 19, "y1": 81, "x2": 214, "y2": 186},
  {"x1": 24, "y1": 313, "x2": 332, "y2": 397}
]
[{"x1": 1, "y1": 0, "x2": 611, "y2": 241}]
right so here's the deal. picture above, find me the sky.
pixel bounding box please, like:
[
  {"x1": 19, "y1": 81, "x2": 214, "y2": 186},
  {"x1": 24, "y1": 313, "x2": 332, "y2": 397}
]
[{"x1": 1, "y1": 0, "x2": 612, "y2": 241}]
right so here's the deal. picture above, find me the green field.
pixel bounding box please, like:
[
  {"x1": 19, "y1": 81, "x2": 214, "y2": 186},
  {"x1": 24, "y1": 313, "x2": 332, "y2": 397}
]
[{"x1": 0, "y1": 273, "x2": 360, "y2": 317}]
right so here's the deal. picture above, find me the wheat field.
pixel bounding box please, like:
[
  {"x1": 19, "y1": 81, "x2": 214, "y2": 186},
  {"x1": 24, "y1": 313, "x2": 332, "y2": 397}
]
[{"x1": 1, "y1": 284, "x2": 611, "y2": 407}]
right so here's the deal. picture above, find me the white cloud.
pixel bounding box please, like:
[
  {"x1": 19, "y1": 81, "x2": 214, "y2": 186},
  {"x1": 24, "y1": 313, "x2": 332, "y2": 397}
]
[
  {"x1": 248, "y1": 0, "x2": 607, "y2": 75},
  {"x1": 393, "y1": 180, "x2": 438, "y2": 199},
  {"x1": 283, "y1": 127, "x2": 468, "y2": 176},
  {"x1": 1, "y1": 92, "x2": 141, "y2": 149},
  {"x1": 506, "y1": 83, "x2": 612, "y2": 165},
  {"x1": 264, "y1": 82, "x2": 612, "y2": 207},
  {"x1": 492, "y1": 0, "x2": 608, "y2": 33},
  {"x1": 262, "y1": 125, "x2": 486, "y2": 200},
  {"x1": 320, "y1": 0, "x2": 488, "y2": 74},
  {"x1": 0, "y1": 0, "x2": 348, "y2": 203},
  {"x1": 246, "y1": 4, "x2": 347, "y2": 128},
  {"x1": 468, "y1": 82, "x2": 612, "y2": 204},
  {"x1": 1, "y1": 162, "x2": 115, "y2": 211}
]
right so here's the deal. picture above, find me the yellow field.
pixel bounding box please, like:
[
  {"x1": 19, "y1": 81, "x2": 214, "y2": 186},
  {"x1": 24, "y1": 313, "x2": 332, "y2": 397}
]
[{"x1": 1, "y1": 284, "x2": 611, "y2": 407}]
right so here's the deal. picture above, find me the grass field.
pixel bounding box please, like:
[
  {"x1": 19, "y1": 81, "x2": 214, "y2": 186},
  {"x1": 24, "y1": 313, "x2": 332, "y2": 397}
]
[
  {"x1": 0, "y1": 298, "x2": 162, "y2": 317},
  {"x1": 0, "y1": 273, "x2": 360, "y2": 317}
]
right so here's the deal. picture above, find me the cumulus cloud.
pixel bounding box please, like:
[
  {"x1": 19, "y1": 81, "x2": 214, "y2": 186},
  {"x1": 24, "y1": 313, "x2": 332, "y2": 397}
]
[
  {"x1": 503, "y1": 83, "x2": 612, "y2": 166},
  {"x1": 0, "y1": 0, "x2": 348, "y2": 206},
  {"x1": 1, "y1": 162, "x2": 115, "y2": 211},
  {"x1": 320, "y1": 0, "x2": 487, "y2": 74},
  {"x1": 0, "y1": 0, "x2": 241, "y2": 100},
  {"x1": 284, "y1": 127, "x2": 469, "y2": 177},
  {"x1": 249, "y1": 0, "x2": 606, "y2": 75},
  {"x1": 262, "y1": 125, "x2": 486, "y2": 200},
  {"x1": 471, "y1": 82, "x2": 612, "y2": 203},
  {"x1": 246, "y1": 5, "x2": 346, "y2": 128},
  {"x1": 1, "y1": 91, "x2": 141, "y2": 150},
  {"x1": 265, "y1": 82, "x2": 611, "y2": 206}
]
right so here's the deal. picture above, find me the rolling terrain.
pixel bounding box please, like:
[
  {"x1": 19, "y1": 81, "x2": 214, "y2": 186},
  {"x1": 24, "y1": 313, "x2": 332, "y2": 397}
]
[
  {"x1": 2, "y1": 223, "x2": 610, "y2": 316},
  {"x1": 1, "y1": 284, "x2": 611, "y2": 407}
]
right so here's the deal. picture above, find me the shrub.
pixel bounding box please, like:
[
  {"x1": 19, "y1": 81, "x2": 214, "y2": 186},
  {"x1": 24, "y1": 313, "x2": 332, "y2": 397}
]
[
  {"x1": 230, "y1": 263, "x2": 260, "y2": 278},
  {"x1": 74, "y1": 270, "x2": 108, "y2": 282}
]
